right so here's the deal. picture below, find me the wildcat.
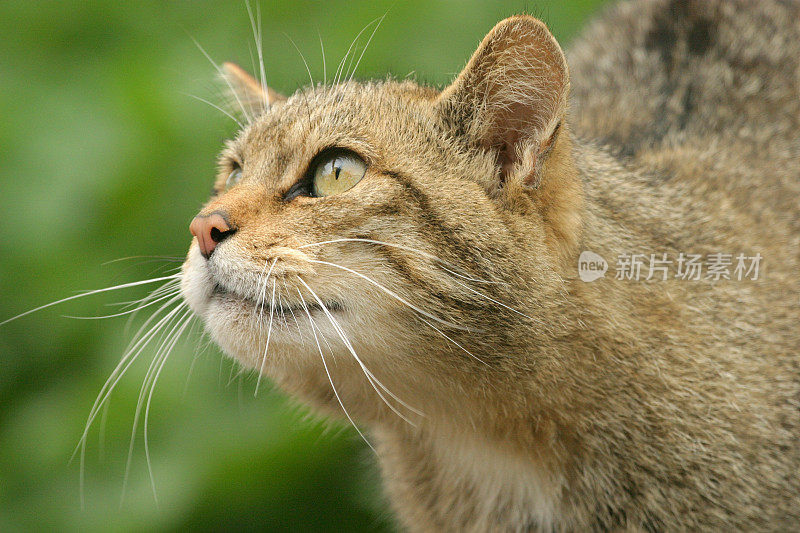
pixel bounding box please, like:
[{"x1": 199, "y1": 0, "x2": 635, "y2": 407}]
[{"x1": 180, "y1": 0, "x2": 800, "y2": 530}]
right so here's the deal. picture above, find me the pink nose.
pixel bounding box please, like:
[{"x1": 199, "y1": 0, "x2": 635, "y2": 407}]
[{"x1": 189, "y1": 212, "x2": 235, "y2": 259}]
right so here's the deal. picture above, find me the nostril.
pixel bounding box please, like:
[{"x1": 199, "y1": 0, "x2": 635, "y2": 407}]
[
  {"x1": 209, "y1": 226, "x2": 236, "y2": 243},
  {"x1": 190, "y1": 211, "x2": 236, "y2": 259}
]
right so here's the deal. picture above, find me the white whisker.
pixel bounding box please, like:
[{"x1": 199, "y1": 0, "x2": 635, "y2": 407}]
[
  {"x1": 77, "y1": 294, "x2": 185, "y2": 456},
  {"x1": 275, "y1": 285, "x2": 286, "y2": 329},
  {"x1": 182, "y1": 92, "x2": 244, "y2": 128},
  {"x1": 308, "y1": 259, "x2": 471, "y2": 331},
  {"x1": 119, "y1": 282, "x2": 184, "y2": 349},
  {"x1": 100, "y1": 256, "x2": 183, "y2": 266},
  {"x1": 296, "y1": 288, "x2": 376, "y2": 453},
  {"x1": 183, "y1": 318, "x2": 211, "y2": 397},
  {"x1": 304, "y1": 241, "x2": 532, "y2": 325},
  {"x1": 297, "y1": 277, "x2": 422, "y2": 423},
  {"x1": 299, "y1": 237, "x2": 499, "y2": 284},
  {"x1": 76, "y1": 294, "x2": 184, "y2": 508},
  {"x1": 64, "y1": 285, "x2": 181, "y2": 320},
  {"x1": 332, "y1": 17, "x2": 380, "y2": 88},
  {"x1": 447, "y1": 275, "x2": 542, "y2": 325},
  {"x1": 255, "y1": 279, "x2": 276, "y2": 397},
  {"x1": 417, "y1": 317, "x2": 489, "y2": 366},
  {"x1": 120, "y1": 302, "x2": 189, "y2": 506},
  {"x1": 245, "y1": 0, "x2": 269, "y2": 112},
  {"x1": 112, "y1": 277, "x2": 182, "y2": 309},
  {"x1": 286, "y1": 34, "x2": 315, "y2": 89},
  {"x1": 98, "y1": 401, "x2": 110, "y2": 463},
  {"x1": 1, "y1": 274, "x2": 180, "y2": 326},
  {"x1": 318, "y1": 31, "x2": 327, "y2": 86},
  {"x1": 188, "y1": 33, "x2": 253, "y2": 122},
  {"x1": 253, "y1": 257, "x2": 276, "y2": 329},
  {"x1": 143, "y1": 309, "x2": 195, "y2": 505},
  {"x1": 346, "y1": 11, "x2": 388, "y2": 84},
  {"x1": 281, "y1": 279, "x2": 303, "y2": 343}
]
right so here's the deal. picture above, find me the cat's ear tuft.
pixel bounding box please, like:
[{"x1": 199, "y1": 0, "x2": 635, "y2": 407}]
[
  {"x1": 438, "y1": 16, "x2": 569, "y2": 189},
  {"x1": 221, "y1": 62, "x2": 286, "y2": 117}
]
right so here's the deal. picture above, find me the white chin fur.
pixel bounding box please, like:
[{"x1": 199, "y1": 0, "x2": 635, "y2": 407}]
[
  {"x1": 180, "y1": 246, "x2": 213, "y2": 317},
  {"x1": 180, "y1": 244, "x2": 347, "y2": 372},
  {"x1": 182, "y1": 246, "x2": 267, "y2": 369}
]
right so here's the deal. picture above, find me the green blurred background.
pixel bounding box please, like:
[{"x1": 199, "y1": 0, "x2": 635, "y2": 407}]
[{"x1": 0, "y1": 1, "x2": 607, "y2": 531}]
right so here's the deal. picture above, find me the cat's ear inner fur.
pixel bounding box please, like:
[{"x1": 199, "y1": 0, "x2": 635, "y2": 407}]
[
  {"x1": 221, "y1": 62, "x2": 286, "y2": 117},
  {"x1": 438, "y1": 16, "x2": 569, "y2": 189}
]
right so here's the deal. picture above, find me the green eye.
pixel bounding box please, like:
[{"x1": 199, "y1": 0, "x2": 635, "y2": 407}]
[
  {"x1": 312, "y1": 152, "x2": 366, "y2": 197},
  {"x1": 225, "y1": 167, "x2": 242, "y2": 190}
]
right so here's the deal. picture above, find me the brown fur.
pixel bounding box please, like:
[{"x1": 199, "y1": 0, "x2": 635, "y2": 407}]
[{"x1": 181, "y1": 1, "x2": 800, "y2": 530}]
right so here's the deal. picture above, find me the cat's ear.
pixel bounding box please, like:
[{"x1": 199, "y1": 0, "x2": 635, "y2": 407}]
[
  {"x1": 221, "y1": 62, "x2": 286, "y2": 116},
  {"x1": 437, "y1": 16, "x2": 569, "y2": 189}
]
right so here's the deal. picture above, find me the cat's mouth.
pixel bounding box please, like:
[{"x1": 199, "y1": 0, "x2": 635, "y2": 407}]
[{"x1": 211, "y1": 283, "x2": 343, "y2": 314}]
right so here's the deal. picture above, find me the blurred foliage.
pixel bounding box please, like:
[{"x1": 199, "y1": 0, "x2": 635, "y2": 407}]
[{"x1": 0, "y1": 1, "x2": 606, "y2": 531}]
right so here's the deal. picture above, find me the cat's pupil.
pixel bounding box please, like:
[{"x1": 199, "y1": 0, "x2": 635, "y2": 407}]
[{"x1": 334, "y1": 164, "x2": 341, "y2": 180}]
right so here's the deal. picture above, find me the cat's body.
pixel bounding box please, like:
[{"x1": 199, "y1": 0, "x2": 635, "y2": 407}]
[{"x1": 181, "y1": 0, "x2": 799, "y2": 530}]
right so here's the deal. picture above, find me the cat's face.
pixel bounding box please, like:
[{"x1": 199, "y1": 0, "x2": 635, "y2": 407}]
[
  {"x1": 181, "y1": 17, "x2": 579, "y2": 420},
  {"x1": 182, "y1": 83, "x2": 510, "y2": 391}
]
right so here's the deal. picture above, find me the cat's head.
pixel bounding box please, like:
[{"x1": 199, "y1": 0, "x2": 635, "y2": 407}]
[{"x1": 181, "y1": 16, "x2": 582, "y2": 422}]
